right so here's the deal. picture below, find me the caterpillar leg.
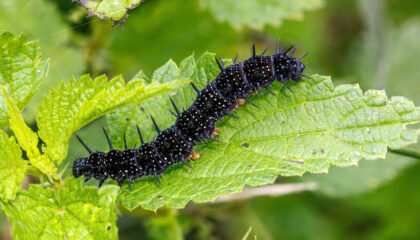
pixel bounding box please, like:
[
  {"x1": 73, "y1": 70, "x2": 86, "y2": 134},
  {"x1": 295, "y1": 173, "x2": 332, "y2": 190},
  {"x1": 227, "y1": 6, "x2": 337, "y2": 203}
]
[
  {"x1": 181, "y1": 158, "x2": 193, "y2": 169},
  {"x1": 264, "y1": 86, "x2": 276, "y2": 96},
  {"x1": 98, "y1": 179, "x2": 105, "y2": 188},
  {"x1": 227, "y1": 112, "x2": 239, "y2": 119},
  {"x1": 244, "y1": 96, "x2": 258, "y2": 108},
  {"x1": 154, "y1": 173, "x2": 161, "y2": 186},
  {"x1": 129, "y1": 178, "x2": 133, "y2": 191},
  {"x1": 256, "y1": 83, "x2": 264, "y2": 94},
  {"x1": 208, "y1": 127, "x2": 220, "y2": 143}
]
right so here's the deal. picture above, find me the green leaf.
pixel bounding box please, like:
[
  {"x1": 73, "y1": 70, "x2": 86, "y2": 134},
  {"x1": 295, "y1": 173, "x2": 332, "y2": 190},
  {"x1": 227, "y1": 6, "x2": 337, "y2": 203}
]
[
  {"x1": 1, "y1": 177, "x2": 119, "y2": 240},
  {"x1": 298, "y1": 18, "x2": 420, "y2": 198},
  {"x1": 0, "y1": 130, "x2": 27, "y2": 201},
  {"x1": 0, "y1": 0, "x2": 85, "y2": 123},
  {"x1": 0, "y1": 31, "x2": 49, "y2": 127},
  {"x1": 75, "y1": 0, "x2": 142, "y2": 24},
  {"x1": 199, "y1": 0, "x2": 324, "y2": 30},
  {"x1": 37, "y1": 74, "x2": 188, "y2": 164},
  {"x1": 2, "y1": 87, "x2": 56, "y2": 177},
  {"x1": 107, "y1": 53, "x2": 420, "y2": 211}
]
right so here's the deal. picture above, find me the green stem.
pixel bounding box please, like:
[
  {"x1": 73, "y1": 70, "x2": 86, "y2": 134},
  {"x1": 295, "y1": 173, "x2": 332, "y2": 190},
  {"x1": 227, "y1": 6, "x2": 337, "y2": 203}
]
[{"x1": 389, "y1": 148, "x2": 420, "y2": 160}]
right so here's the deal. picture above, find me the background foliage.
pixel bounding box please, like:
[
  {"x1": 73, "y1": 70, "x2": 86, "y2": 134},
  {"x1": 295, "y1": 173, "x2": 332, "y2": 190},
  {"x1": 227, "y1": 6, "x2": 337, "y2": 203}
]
[{"x1": 1, "y1": 0, "x2": 420, "y2": 239}]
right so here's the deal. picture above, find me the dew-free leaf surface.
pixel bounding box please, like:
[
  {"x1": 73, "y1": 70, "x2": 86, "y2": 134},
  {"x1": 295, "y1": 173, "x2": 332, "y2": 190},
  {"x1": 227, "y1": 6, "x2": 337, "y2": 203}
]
[
  {"x1": 1, "y1": 178, "x2": 119, "y2": 240},
  {"x1": 2, "y1": 88, "x2": 56, "y2": 176},
  {"x1": 0, "y1": 32, "x2": 49, "y2": 127},
  {"x1": 199, "y1": 0, "x2": 324, "y2": 30},
  {"x1": 75, "y1": 0, "x2": 142, "y2": 24},
  {"x1": 0, "y1": 130, "x2": 27, "y2": 201}
]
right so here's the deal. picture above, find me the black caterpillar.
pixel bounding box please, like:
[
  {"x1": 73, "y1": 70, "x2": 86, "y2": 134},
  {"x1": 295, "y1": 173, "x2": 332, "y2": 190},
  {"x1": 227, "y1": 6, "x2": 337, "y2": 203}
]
[{"x1": 73, "y1": 43, "x2": 309, "y2": 190}]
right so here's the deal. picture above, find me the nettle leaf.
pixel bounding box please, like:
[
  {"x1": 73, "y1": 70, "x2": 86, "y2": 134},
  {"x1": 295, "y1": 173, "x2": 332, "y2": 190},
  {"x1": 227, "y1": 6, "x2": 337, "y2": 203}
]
[
  {"x1": 0, "y1": 31, "x2": 49, "y2": 127},
  {"x1": 75, "y1": 0, "x2": 142, "y2": 25},
  {"x1": 199, "y1": 0, "x2": 324, "y2": 30},
  {"x1": 2, "y1": 88, "x2": 56, "y2": 176},
  {"x1": 0, "y1": 0, "x2": 85, "y2": 121},
  {"x1": 0, "y1": 130, "x2": 27, "y2": 200},
  {"x1": 1, "y1": 177, "x2": 119, "y2": 240},
  {"x1": 106, "y1": 53, "x2": 420, "y2": 211},
  {"x1": 37, "y1": 74, "x2": 187, "y2": 164}
]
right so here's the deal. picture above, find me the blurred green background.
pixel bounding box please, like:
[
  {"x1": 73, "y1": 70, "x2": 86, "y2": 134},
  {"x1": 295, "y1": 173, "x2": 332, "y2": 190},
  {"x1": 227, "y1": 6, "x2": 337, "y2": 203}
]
[{"x1": 1, "y1": 0, "x2": 420, "y2": 239}]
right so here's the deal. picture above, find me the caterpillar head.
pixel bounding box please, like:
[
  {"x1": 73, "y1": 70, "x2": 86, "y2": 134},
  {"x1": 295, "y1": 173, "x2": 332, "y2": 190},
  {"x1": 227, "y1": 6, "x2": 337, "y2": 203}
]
[
  {"x1": 73, "y1": 157, "x2": 90, "y2": 178},
  {"x1": 272, "y1": 53, "x2": 306, "y2": 83},
  {"x1": 290, "y1": 60, "x2": 305, "y2": 82}
]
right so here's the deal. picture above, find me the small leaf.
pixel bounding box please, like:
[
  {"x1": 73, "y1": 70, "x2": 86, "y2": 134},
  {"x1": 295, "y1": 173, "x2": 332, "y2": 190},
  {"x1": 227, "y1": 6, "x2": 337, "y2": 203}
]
[
  {"x1": 1, "y1": 177, "x2": 119, "y2": 240},
  {"x1": 75, "y1": 0, "x2": 143, "y2": 25},
  {"x1": 0, "y1": 130, "x2": 27, "y2": 200},
  {"x1": 2, "y1": 86, "x2": 56, "y2": 177},
  {"x1": 37, "y1": 74, "x2": 188, "y2": 164},
  {"x1": 199, "y1": 0, "x2": 324, "y2": 30},
  {"x1": 0, "y1": 31, "x2": 49, "y2": 127},
  {"x1": 106, "y1": 53, "x2": 420, "y2": 211}
]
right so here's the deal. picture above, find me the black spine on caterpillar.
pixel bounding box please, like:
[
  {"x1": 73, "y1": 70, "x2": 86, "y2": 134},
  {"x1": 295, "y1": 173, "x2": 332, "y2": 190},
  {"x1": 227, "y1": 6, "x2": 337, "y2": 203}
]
[{"x1": 72, "y1": 43, "x2": 308, "y2": 190}]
